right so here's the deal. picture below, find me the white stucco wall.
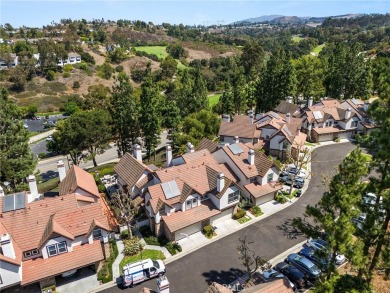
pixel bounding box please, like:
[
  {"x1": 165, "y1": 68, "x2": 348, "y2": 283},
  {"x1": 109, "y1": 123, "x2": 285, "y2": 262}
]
[
  {"x1": 75, "y1": 187, "x2": 95, "y2": 199},
  {"x1": 41, "y1": 236, "x2": 73, "y2": 259},
  {"x1": 260, "y1": 167, "x2": 279, "y2": 185},
  {"x1": 0, "y1": 260, "x2": 21, "y2": 289},
  {"x1": 218, "y1": 186, "x2": 240, "y2": 210},
  {"x1": 73, "y1": 235, "x2": 87, "y2": 247},
  {"x1": 259, "y1": 127, "x2": 277, "y2": 139},
  {"x1": 269, "y1": 135, "x2": 286, "y2": 150}
]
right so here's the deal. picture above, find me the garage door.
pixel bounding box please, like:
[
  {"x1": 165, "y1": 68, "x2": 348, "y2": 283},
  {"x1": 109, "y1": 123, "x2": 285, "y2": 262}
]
[
  {"x1": 256, "y1": 192, "x2": 275, "y2": 205},
  {"x1": 211, "y1": 208, "x2": 233, "y2": 225},
  {"x1": 318, "y1": 133, "x2": 334, "y2": 142},
  {"x1": 175, "y1": 222, "x2": 202, "y2": 240},
  {"x1": 338, "y1": 131, "x2": 352, "y2": 139}
]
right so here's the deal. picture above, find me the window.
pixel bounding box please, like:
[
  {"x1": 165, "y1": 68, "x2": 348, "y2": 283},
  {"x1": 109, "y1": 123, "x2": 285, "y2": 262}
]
[
  {"x1": 351, "y1": 121, "x2": 358, "y2": 128},
  {"x1": 201, "y1": 194, "x2": 210, "y2": 201},
  {"x1": 334, "y1": 121, "x2": 339, "y2": 125},
  {"x1": 46, "y1": 242, "x2": 67, "y2": 257},
  {"x1": 159, "y1": 205, "x2": 166, "y2": 216},
  {"x1": 267, "y1": 173, "x2": 274, "y2": 183},
  {"x1": 23, "y1": 249, "x2": 39, "y2": 258},
  {"x1": 93, "y1": 229, "x2": 102, "y2": 239},
  {"x1": 265, "y1": 135, "x2": 270, "y2": 140},
  {"x1": 186, "y1": 197, "x2": 198, "y2": 210},
  {"x1": 250, "y1": 177, "x2": 257, "y2": 183},
  {"x1": 228, "y1": 190, "x2": 240, "y2": 204},
  {"x1": 192, "y1": 198, "x2": 197, "y2": 204}
]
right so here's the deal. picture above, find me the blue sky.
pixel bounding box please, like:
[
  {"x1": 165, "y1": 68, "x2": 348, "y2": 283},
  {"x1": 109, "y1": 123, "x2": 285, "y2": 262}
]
[{"x1": 1, "y1": 1, "x2": 389, "y2": 28}]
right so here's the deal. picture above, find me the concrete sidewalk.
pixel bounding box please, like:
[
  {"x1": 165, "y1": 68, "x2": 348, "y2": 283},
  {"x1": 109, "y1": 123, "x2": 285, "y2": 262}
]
[{"x1": 29, "y1": 129, "x2": 56, "y2": 144}]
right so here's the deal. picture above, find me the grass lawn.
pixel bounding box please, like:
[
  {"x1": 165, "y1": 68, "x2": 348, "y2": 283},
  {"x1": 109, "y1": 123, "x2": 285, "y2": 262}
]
[
  {"x1": 312, "y1": 44, "x2": 325, "y2": 55},
  {"x1": 237, "y1": 215, "x2": 251, "y2": 224},
  {"x1": 134, "y1": 46, "x2": 168, "y2": 59},
  {"x1": 88, "y1": 162, "x2": 116, "y2": 176},
  {"x1": 37, "y1": 177, "x2": 60, "y2": 193},
  {"x1": 27, "y1": 131, "x2": 39, "y2": 138},
  {"x1": 119, "y1": 250, "x2": 166, "y2": 275},
  {"x1": 208, "y1": 93, "x2": 222, "y2": 107},
  {"x1": 292, "y1": 35, "x2": 304, "y2": 42}
]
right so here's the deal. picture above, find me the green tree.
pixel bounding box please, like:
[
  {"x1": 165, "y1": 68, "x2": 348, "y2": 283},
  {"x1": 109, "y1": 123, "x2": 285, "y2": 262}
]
[
  {"x1": 110, "y1": 73, "x2": 140, "y2": 156},
  {"x1": 255, "y1": 49, "x2": 294, "y2": 113},
  {"x1": 49, "y1": 110, "x2": 112, "y2": 167},
  {"x1": 159, "y1": 98, "x2": 181, "y2": 130},
  {"x1": 0, "y1": 89, "x2": 35, "y2": 190},
  {"x1": 25, "y1": 104, "x2": 38, "y2": 118},
  {"x1": 166, "y1": 42, "x2": 186, "y2": 59},
  {"x1": 293, "y1": 148, "x2": 368, "y2": 281},
  {"x1": 108, "y1": 48, "x2": 128, "y2": 64},
  {"x1": 190, "y1": 67, "x2": 208, "y2": 113},
  {"x1": 8, "y1": 66, "x2": 27, "y2": 92},
  {"x1": 292, "y1": 55, "x2": 325, "y2": 102},
  {"x1": 323, "y1": 42, "x2": 372, "y2": 100},
  {"x1": 140, "y1": 75, "x2": 161, "y2": 158},
  {"x1": 160, "y1": 55, "x2": 177, "y2": 79},
  {"x1": 216, "y1": 81, "x2": 234, "y2": 117},
  {"x1": 61, "y1": 101, "x2": 80, "y2": 115},
  {"x1": 232, "y1": 67, "x2": 247, "y2": 114},
  {"x1": 83, "y1": 84, "x2": 111, "y2": 111},
  {"x1": 240, "y1": 41, "x2": 265, "y2": 77}
]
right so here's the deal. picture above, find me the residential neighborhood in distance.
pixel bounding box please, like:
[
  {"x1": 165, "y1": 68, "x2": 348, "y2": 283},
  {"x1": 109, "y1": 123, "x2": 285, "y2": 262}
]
[{"x1": 0, "y1": 3, "x2": 389, "y2": 293}]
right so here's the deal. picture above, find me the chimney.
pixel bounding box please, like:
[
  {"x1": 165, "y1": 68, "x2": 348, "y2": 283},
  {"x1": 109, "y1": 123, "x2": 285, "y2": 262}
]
[
  {"x1": 345, "y1": 108, "x2": 352, "y2": 120},
  {"x1": 186, "y1": 142, "x2": 194, "y2": 153},
  {"x1": 234, "y1": 136, "x2": 239, "y2": 144},
  {"x1": 157, "y1": 275, "x2": 170, "y2": 293},
  {"x1": 363, "y1": 102, "x2": 369, "y2": 112},
  {"x1": 249, "y1": 114, "x2": 254, "y2": 125},
  {"x1": 217, "y1": 173, "x2": 224, "y2": 192},
  {"x1": 27, "y1": 175, "x2": 38, "y2": 203},
  {"x1": 286, "y1": 96, "x2": 293, "y2": 104},
  {"x1": 296, "y1": 129, "x2": 301, "y2": 136},
  {"x1": 222, "y1": 114, "x2": 230, "y2": 122},
  {"x1": 0, "y1": 233, "x2": 16, "y2": 259},
  {"x1": 57, "y1": 160, "x2": 66, "y2": 182},
  {"x1": 0, "y1": 186, "x2": 4, "y2": 197},
  {"x1": 248, "y1": 149, "x2": 255, "y2": 165},
  {"x1": 133, "y1": 144, "x2": 142, "y2": 161},
  {"x1": 286, "y1": 113, "x2": 291, "y2": 123},
  {"x1": 308, "y1": 97, "x2": 313, "y2": 108},
  {"x1": 165, "y1": 145, "x2": 172, "y2": 167}
]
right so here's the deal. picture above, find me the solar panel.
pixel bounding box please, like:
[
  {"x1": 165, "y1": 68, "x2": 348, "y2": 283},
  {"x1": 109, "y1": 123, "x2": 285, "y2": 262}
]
[
  {"x1": 161, "y1": 180, "x2": 181, "y2": 199},
  {"x1": 15, "y1": 193, "x2": 26, "y2": 210},
  {"x1": 313, "y1": 111, "x2": 323, "y2": 120},
  {"x1": 3, "y1": 194, "x2": 15, "y2": 212},
  {"x1": 228, "y1": 143, "x2": 244, "y2": 155},
  {"x1": 351, "y1": 98, "x2": 360, "y2": 106}
]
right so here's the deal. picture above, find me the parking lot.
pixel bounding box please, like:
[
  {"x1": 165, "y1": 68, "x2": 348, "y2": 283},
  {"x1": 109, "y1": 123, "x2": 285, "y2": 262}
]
[{"x1": 23, "y1": 114, "x2": 67, "y2": 133}]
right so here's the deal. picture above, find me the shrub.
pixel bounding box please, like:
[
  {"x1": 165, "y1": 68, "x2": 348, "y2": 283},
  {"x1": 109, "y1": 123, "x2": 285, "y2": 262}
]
[
  {"x1": 165, "y1": 242, "x2": 177, "y2": 255},
  {"x1": 173, "y1": 242, "x2": 182, "y2": 252},
  {"x1": 97, "y1": 239, "x2": 118, "y2": 283},
  {"x1": 38, "y1": 152, "x2": 47, "y2": 159},
  {"x1": 115, "y1": 65, "x2": 124, "y2": 72},
  {"x1": 276, "y1": 194, "x2": 288, "y2": 204},
  {"x1": 123, "y1": 237, "x2": 144, "y2": 256},
  {"x1": 63, "y1": 64, "x2": 73, "y2": 72},
  {"x1": 121, "y1": 229, "x2": 130, "y2": 240},
  {"x1": 79, "y1": 62, "x2": 88, "y2": 70},
  {"x1": 203, "y1": 225, "x2": 214, "y2": 238},
  {"x1": 98, "y1": 183, "x2": 106, "y2": 193},
  {"x1": 250, "y1": 205, "x2": 262, "y2": 216},
  {"x1": 62, "y1": 72, "x2": 70, "y2": 78},
  {"x1": 334, "y1": 137, "x2": 340, "y2": 142},
  {"x1": 73, "y1": 81, "x2": 80, "y2": 89},
  {"x1": 139, "y1": 226, "x2": 154, "y2": 237},
  {"x1": 233, "y1": 209, "x2": 246, "y2": 220},
  {"x1": 46, "y1": 70, "x2": 55, "y2": 81},
  {"x1": 144, "y1": 236, "x2": 160, "y2": 246}
]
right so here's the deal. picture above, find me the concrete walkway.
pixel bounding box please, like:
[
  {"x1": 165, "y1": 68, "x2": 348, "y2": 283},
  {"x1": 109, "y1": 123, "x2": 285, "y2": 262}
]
[
  {"x1": 29, "y1": 129, "x2": 56, "y2": 143},
  {"x1": 111, "y1": 239, "x2": 124, "y2": 281}
]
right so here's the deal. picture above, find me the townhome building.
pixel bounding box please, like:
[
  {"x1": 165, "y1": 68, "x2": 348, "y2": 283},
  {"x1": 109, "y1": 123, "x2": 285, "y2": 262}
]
[
  {"x1": 301, "y1": 98, "x2": 362, "y2": 142},
  {"x1": 0, "y1": 163, "x2": 115, "y2": 291},
  {"x1": 213, "y1": 142, "x2": 282, "y2": 206},
  {"x1": 33, "y1": 52, "x2": 82, "y2": 67},
  {"x1": 219, "y1": 111, "x2": 306, "y2": 159},
  {"x1": 0, "y1": 53, "x2": 18, "y2": 69}
]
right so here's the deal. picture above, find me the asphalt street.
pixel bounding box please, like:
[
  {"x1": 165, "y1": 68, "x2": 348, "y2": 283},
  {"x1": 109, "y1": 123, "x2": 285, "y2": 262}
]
[{"x1": 98, "y1": 142, "x2": 357, "y2": 293}]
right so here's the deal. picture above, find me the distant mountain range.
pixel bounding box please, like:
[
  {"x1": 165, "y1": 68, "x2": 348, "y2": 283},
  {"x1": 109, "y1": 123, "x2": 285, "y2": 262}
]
[{"x1": 233, "y1": 14, "x2": 364, "y2": 25}]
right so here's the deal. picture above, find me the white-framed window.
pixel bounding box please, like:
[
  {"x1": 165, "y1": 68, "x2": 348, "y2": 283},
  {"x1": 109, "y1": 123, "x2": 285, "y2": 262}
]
[
  {"x1": 186, "y1": 197, "x2": 198, "y2": 210},
  {"x1": 267, "y1": 173, "x2": 274, "y2": 183},
  {"x1": 228, "y1": 190, "x2": 240, "y2": 204},
  {"x1": 93, "y1": 229, "x2": 102, "y2": 239},
  {"x1": 47, "y1": 241, "x2": 67, "y2": 257},
  {"x1": 265, "y1": 135, "x2": 270, "y2": 140}
]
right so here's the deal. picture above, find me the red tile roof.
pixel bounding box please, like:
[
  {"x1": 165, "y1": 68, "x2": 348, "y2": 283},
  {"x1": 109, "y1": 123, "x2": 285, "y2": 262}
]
[
  {"x1": 114, "y1": 152, "x2": 151, "y2": 188},
  {"x1": 221, "y1": 143, "x2": 275, "y2": 179},
  {"x1": 244, "y1": 182, "x2": 283, "y2": 199},
  {"x1": 162, "y1": 200, "x2": 220, "y2": 232},
  {"x1": 219, "y1": 115, "x2": 258, "y2": 139},
  {"x1": 59, "y1": 165, "x2": 99, "y2": 198},
  {"x1": 0, "y1": 194, "x2": 110, "y2": 252},
  {"x1": 22, "y1": 241, "x2": 104, "y2": 285},
  {"x1": 312, "y1": 126, "x2": 348, "y2": 134},
  {"x1": 0, "y1": 223, "x2": 22, "y2": 266}
]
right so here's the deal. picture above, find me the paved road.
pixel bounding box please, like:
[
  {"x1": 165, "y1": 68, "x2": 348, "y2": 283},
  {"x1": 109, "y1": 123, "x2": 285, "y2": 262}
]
[
  {"x1": 98, "y1": 142, "x2": 357, "y2": 293},
  {"x1": 35, "y1": 131, "x2": 171, "y2": 180}
]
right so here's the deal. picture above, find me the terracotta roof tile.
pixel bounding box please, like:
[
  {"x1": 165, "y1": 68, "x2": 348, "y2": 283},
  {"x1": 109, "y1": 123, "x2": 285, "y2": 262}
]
[
  {"x1": 312, "y1": 126, "x2": 347, "y2": 134},
  {"x1": 76, "y1": 194, "x2": 95, "y2": 203},
  {"x1": 22, "y1": 241, "x2": 104, "y2": 285},
  {"x1": 115, "y1": 153, "x2": 151, "y2": 188},
  {"x1": 219, "y1": 115, "x2": 258, "y2": 139},
  {"x1": 162, "y1": 200, "x2": 220, "y2": 232},
  {"x1": 274, "y1": 101, "x2": 301, "y2": 116},
  {"x1": 196, "y1": 138, "x2": 219, "y2": 153},
  {"x1": 38, "y1": 215, "x2": 75, "y2": 248},
  {"x1": 0, "y1": 223, "x2": 22, "y2": 266},
  {"x1": 244, "y1": 182, "x2": 283, "y2": 199},
  {"x1": 59, "y1": 165, "x2": 99, "y2": 198},
  {"x1": 222, "y1": 143, "x2": 274, "y2": 179}
]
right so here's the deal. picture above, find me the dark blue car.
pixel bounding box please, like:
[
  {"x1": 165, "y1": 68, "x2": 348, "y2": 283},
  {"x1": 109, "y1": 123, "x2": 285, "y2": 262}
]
[{"x1": 300, "y1": 247, "x2": 330, "y2": 271}]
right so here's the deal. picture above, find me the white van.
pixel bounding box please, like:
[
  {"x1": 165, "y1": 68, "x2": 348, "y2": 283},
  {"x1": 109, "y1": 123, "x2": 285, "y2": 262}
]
[{"x1": 122, "y1": 259, "x2": 166, "y2": 287}]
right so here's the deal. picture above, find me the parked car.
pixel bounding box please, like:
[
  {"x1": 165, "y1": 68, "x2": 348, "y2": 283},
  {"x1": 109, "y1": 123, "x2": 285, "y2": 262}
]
[
  {"x1": 362, "y1": 193, "x2": 382, "y2": 206},
  {"x1": 274, "y1": 262, "x2": 307, "y2": 290},
  {"x1": 299, "y1": 247, "x2": 330, "y2": 271},
  {"x1": 46, "y1": 135, "x2": 54, "y2": 141},
  {"x1": 307, "y1": 238, "x2": 346, "y2": 265},
  {"x1": 36, "y1": 116, "x2": 42, "y2": 120},
  {"x1": 286, "y1": 253, "x2": 322, "y2": 280},
  {"x1": 295, "y1": 189, "x2": 303, "y2": 197},
  {"x1": 262, "y1": 269, "x2": 295, "y2": 289},
  {"x1": 23, "y1": 123, "x2": 28, "y2": 129},
  {"x1": 294, "y1": 178, "x2": 305, "y2": 188}
]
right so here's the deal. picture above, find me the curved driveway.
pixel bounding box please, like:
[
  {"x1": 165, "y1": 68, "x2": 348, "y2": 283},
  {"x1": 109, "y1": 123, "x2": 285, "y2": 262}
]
[{"x1": 100, "y1": 142, "x2": 356, "y2": 293}]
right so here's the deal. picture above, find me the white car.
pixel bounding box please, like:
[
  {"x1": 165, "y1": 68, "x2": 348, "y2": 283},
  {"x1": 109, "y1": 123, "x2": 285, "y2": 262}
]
[
  {"x1": 363, "y1": 193, "x2": 382, "y2": 206},
  {"x1": 46, "y1": 135, "x2": 54, "y2": 141},
  {"x1": 36, "y1": 116, "x2": 42, "y2": 120},
  {"x1": 23, "y1": 123, "x2": 28, "y2": 129}
]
